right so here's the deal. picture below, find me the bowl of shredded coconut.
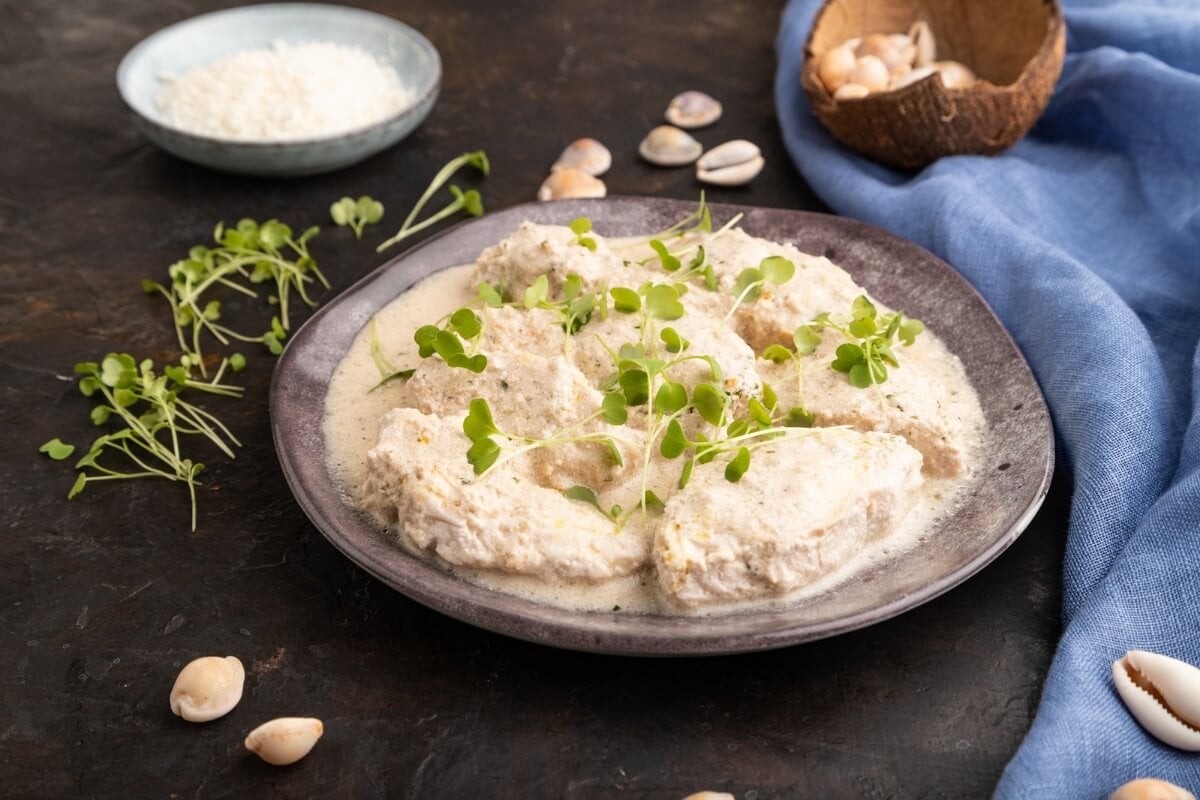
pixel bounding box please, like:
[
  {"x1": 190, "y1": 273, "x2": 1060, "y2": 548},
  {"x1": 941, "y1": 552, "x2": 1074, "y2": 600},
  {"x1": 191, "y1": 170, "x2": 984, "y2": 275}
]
[{"x1": 117, "y1": 3, "x2": 440, "y2": 176}]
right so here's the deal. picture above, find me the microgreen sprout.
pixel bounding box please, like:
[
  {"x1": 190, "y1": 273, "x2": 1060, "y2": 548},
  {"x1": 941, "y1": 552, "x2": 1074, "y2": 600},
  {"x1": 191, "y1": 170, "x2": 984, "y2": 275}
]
[
  {"x1": 39, "y1": 438, "x2": 75, "y2": 460},
  {"x1": 330, "y1": 195, "x2": 384, "y2": 239},
  {"x1": 377, "y1": 151, "x2": 490, "y2": 252},
  {"x1": 414, "y1": 307, "x2": 488, "y2": 374},
  {"x1": 142, "y1": 218, "x2": 326, "y2": 372},
  {"x1": 768, "y1": 296, "x2": 924, "y2": 389},
  {"x1": 569, "y1": 217, "x2": 598, "y2": 251},
  {"x1": 49, "y1": 353, "x2": 245, "y2": 530}
]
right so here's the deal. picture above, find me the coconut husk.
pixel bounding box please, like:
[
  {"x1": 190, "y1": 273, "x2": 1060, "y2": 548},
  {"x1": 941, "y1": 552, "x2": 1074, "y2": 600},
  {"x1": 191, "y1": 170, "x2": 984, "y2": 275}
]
[{"x1": 800, "y1": 0, "x2": 1066, "y2": 170}]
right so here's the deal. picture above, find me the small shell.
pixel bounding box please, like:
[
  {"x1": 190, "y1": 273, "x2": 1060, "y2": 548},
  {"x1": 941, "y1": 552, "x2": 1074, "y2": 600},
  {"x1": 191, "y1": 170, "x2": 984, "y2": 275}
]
[
  {"x1": 852, "y1": 55, "x2": 890, "y2": 93},
  {"x1": 1113, "y1": 650, "x2": 1200, "y2": 751},
  {"x1": 856, "y1": 33, "x2": 914, "y2": 72},
  {"x1": 909, "y1": 21, "x2": 936, "y2": 67},
  {"x1": 933, "y1": 60, "x2": 977, "y2": 90},
  {"x1": 834, "y1": 83, "x2": 870, "y2": 100},
  {"x1": 818, "y1": 45, "x2": 857, "y2": 93},
  {"x1": 244, "y1": 717, "x2": 324, "y2": 766},
  {"x1": 170, "y1": 656, "x2": 245, "y2": 723},
  {"x1": 552, "y1": 138, "x2": 611, "y2": 177},
  {"x1": 1110, "y1": 778, "x2": 1196, "y2": 800},
  {"x1": 639, "y1": 125, "x2": 703, "y2": 167},
  {"x1": 665, "y1": 91, "x2": 722, "y2": 129},
  {"x1": 696, "y1": 140, "x2": 763, "y2": 186},
  {"x1": 537, "y1": 168, "x2": 606, "y2": 202},
  {"x1": 891, "y1": 65, "x2": 937, "y2": 90},
  {"x1": 683, "y1": 793, "x2": 735, "y2": 800}
]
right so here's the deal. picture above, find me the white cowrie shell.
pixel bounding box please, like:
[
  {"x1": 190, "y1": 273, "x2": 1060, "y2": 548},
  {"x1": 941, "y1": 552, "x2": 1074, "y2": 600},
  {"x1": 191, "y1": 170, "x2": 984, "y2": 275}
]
[
  {"x1": 537, "y1": 168, "x2": 607, "y2": 201},
  {"x1": 909, "y1": 21, "x2": 936, "y2": 67},
  {"x1": 892, "y1": 65, "x2": 938, "y2": 90},
  {"x1": 639, "y1": 125, "x2": 703, "y2": 166},
  {"x1": 244, "y1": 717, "x2": 324, "y2": 765},
  {"x1": 665, "y1": 91, "x2": 723, "y2": 129},
  {"x1": 1113, "y1": 650, "x2": 1200, "y2": 751},
  {"x1": 852, "y1": 55, "x2": 890, "y2": 93},
  {"x1": 169, "y1": 656, "x2": 245, "y2": 723},
  {"x1": 683, "y1": 793, "x2": 735, "y2": 800},
  {"x1": 933, "y1": 60, "x2": 977, "y2": 90},
  {"x1": 1109, "y1": 778, "x2": 1196, "y2": 800},
  {"x1": 552, "y1": 138, "x2": 612, "y2": 177},
  {"x1": 696, "y1": 140, "x2": 763, "y2": 186}
]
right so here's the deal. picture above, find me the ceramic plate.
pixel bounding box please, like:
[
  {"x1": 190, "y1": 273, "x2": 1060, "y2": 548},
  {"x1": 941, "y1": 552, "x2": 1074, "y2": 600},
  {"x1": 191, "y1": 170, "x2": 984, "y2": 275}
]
[
  {"x1": 270, "y1": 197, "x2": 1054, "y2": 656},
  {"x1": 116, "y1": 3, "x2": 440, "y2": 176}
]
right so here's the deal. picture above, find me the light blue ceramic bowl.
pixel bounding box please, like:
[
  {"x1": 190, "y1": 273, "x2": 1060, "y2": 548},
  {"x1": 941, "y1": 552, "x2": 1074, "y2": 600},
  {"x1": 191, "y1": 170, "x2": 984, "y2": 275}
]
[{"x1": 116, "y1": 3, "x2": 440, "y2": 177}]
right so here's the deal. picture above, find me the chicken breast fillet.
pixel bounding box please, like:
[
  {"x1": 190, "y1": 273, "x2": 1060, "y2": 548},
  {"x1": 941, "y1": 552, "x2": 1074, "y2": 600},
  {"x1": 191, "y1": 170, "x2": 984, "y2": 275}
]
[
  {"x1": 363, "y1": 408, "x2": 650, "y2": 580},
  {"x1": 654, "y1": 428, "x2": 923, "y2": 607}
]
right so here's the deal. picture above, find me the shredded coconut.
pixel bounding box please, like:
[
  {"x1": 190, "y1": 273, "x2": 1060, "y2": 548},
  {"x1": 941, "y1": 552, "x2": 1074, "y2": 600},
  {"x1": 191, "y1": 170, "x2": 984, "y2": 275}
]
[{"x1": 156, "y1": 41, "x2": 417, "y2": 142}]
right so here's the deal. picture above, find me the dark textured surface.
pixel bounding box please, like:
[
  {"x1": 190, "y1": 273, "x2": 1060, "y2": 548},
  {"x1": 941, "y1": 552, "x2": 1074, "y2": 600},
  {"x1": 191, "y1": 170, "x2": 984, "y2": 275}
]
[
  {"x1": 275, "y1": 197, "x2": 1053, "y2": 656},
  {"x1": 0, "y1": 1, "x2": 1068, "y2": 797}
]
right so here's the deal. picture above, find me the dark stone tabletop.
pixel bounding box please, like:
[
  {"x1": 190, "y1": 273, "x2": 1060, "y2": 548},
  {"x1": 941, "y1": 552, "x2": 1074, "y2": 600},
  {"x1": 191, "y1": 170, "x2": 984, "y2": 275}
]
[{"x1": 0, "y1": 1, "x2": 1068, "y2": 797}]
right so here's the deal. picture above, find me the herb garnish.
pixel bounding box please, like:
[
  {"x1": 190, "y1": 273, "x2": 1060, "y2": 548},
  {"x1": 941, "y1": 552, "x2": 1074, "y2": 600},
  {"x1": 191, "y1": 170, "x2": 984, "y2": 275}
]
[
  {"x1": 377, "y1": 151, "x2": 490, "y2": 253},
  {"x1": 330, "y1": 195, "x2": 384, "y2": 239}
]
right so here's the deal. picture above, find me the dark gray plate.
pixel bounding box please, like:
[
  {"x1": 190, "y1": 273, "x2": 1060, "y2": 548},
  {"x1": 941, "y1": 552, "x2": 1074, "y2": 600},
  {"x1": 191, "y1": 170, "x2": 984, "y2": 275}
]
[{"x1": 270, "y1": 197, "x2": 1053, "y2": 656}]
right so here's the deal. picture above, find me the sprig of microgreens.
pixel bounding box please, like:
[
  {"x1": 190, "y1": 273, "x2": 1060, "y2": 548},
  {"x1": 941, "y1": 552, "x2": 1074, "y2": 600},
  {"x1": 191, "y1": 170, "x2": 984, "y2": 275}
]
[
  {"x1": 413, "y1": 308, "x2": 489, "y2": 374},
  {"x1": 142, "y1": 218, "x2": 326, "y2": 373},
  {"x1": 330, "y1": 195, "x2": 384, "y2": 239},
  {"x1": 509, "y1": 272, "x2": 610, "y2": 336},
  {"x1": 637, "y1": 208, "x2": 746, "y2": 293},
  {"x1": 568, "y1": 216, "x2": 598, "y2": 251},
  {"x1": 462, "y1": 396, "x2": 635, "y2": 477},
  {"x1": 377, "y1": 151, "x2": 490, "y2": 253},
  {"x1": 613, "y1": 193, "x2": 713, "y2": 253},
  {"x1": 39, "y1": 352, "x2": 246, "y2": 531},
  {"x1": 764, "y1": 295, "x2": 924, "y2": 389},
  {"x1": 721, "y1": 255, "x2": 796, "y2": 327}
]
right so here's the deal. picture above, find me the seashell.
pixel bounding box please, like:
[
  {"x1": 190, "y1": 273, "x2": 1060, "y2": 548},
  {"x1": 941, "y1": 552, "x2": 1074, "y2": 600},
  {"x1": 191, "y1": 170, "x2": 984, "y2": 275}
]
[
  {"x1": 1112, "y1": 650, "x2": 1200, "y2": 751},
  {"x1": 696, "y1": 140, "x2": 763, "y2": 186},
  {"x1": 909, "y1": 21, "x2": 936, "y2": 67},
  {"x1": 891, "y1": 65, "x2": 937, "y2": 90},
  {"x1": 537, "y1": 168, "x2": 606, "y2": 202},
  {"x1": 851, "y1": 55, "x2": 890, "y2": 93},
  {"x1": 933, "y1": 60, "x2": 977, "y2": 90},
  {"x1": 552, "y1": 138, "x2": 611, "y2": 177},
  {"x1": 834, "y1": 83, "x2": 870, "y2": 100},
  {"x1": 244, "y1": 717, "x2": 324, "y2": 766},
  {"x1": 683, "y1": 793, "x2": 735, "y2": 800},
  {"x1": 856, "y1": 33, "x2": 914, "y2": 73},
  {"x1": 639, "y1": 125, "x2": 703, "y2": 167},
  {"x1": 1110, "y1": 778, "x2": 1196, "y2": 800},
  {"x1": 665, "y1": 91, "x2": 723, "y2": 129},
  {"x1": 818, "y1": 45, "x2": 858, "y2": 93},
  {"x1": 170, "y1": 656, "x2": 244, "y2": 723}
]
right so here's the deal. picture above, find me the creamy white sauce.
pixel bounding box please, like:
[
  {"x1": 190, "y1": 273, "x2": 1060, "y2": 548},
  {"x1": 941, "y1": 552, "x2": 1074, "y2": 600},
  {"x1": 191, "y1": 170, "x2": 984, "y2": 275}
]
[{"x1": 323, "y1": 239, "x2": 984, "y2": 616}]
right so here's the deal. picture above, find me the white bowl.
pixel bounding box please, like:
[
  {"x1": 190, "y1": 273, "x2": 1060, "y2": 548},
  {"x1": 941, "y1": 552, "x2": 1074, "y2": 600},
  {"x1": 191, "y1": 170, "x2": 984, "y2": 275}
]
[{"x1": 116, "y1": 3, "x2": 440, "y2": 177}]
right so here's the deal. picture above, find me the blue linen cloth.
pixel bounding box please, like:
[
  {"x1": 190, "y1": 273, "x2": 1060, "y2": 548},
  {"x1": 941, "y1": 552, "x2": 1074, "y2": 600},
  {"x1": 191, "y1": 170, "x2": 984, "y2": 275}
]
[{"x1": 775, "y1": 1, "x2": 1200, "y2": 796}]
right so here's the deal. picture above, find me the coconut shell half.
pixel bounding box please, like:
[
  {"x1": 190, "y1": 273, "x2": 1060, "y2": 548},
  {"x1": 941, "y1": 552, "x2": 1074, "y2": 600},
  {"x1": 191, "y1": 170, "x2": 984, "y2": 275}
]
[{"x1": 801, "y1": 0, "x2": 1066, "y2": 170}]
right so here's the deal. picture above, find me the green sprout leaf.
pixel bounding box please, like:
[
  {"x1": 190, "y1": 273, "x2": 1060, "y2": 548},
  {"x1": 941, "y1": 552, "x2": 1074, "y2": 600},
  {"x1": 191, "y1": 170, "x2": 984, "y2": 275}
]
[
  {"x1": 649, "y1": 240, "x2": 681, "y2": 272},
  {"x1": 477, "y1": 282, "x2": 504, "y2": 307},
  {"x1": 724, "y1": 446, "x2": 751, "y2": 482},
  {"x1": 642, "y1": 490, "x2": 666, "y2": 514},
  {"x1": 563, "y1": 485, "x2": 603, "y2": 512},
  {"x1": 784, "y1": 406, "x2": 815, "y2": 428},
  {"x1": 692, "y1": 383, "x2": 726, "y2": 426},
  {"x1": 569, "y1": 217, "x2": 598, "y2": 251},
  {"x1": 831, "y1": 343, "x2": 865, "y2": 373},
  {"x1": 645, "y1": 284, "x2": 684, "y2": 320},
  {"x1": 660, "y1": 419, "x2": 688, "y2": 459},
  {"x1": 463, "y1": 398, "x2": 499, "y2": 441},
  {"x1": 377, "y1": 151, "x2": 490, "y2": 253},
  {"x1": 762, "y1": 344, "x2": 794, "y2": 363},
  {"x1": 601, "y1": 391, "x2": 629, "y2": 424},
  {"x1": 39, "y1": 438, "x2": 75, "y2": 461},
  {"x1": 760, "y1": 256, "x2": 795, "y2": 284},
  {"x1": 659, "y1": 327, "x2": 688, "y2": 354},
  {"x1": 654, "y1": 380, "x2": 688, "y2": 415},
  {"x1": 610, "y1": 287, "x2": 641, "y2": 313},
  {"x1": 732, "y1": 268, "x2": 763, "y2": 304}
]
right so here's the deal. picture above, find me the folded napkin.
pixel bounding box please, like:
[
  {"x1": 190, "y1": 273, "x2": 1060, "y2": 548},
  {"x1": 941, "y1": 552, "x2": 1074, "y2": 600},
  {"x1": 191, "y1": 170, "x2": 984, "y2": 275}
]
[{"x1": 775, "y1": 1, "x2": 1200, "y2": 795}]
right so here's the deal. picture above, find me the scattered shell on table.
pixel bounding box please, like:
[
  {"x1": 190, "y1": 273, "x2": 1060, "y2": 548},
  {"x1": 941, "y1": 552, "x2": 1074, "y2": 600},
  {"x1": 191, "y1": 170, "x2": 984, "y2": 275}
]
[
  {"x1": 1112, "y1": 650, "x2": 1200, "y2": 751},
  {"x1": 696, "y1": 139, "x2": 763, "y2": 186},
  {"x1": 665, "y1": 90, "x2": 723, "y2": 129},
  {"x1": 537, "y1": 168, "x2": 607, "y2": 201},
  {"x1": 639, "y1": 125, "x2": 703, "y2": 166},
  {"x1": 169, "y1": 655, "x2": 245, "y2": 723},
  {"x1": 1110, "y1": 778, "x2": 1197, "y2": 800},
  {"x1": 909, "y1": 21, "x2": 936, "y2": 68},
  {"x1": 244, "y1": 717, "x2": 324, "y2": 766},
  {"x1": 682, "y1": 793, "x2": 735, "y2": 800},
  {"x1": 933, "y1": 60, "x2": 978, "y2": 90},
  {"x1": 552, "y1": 138, "x2": 612, "y2": 177}
]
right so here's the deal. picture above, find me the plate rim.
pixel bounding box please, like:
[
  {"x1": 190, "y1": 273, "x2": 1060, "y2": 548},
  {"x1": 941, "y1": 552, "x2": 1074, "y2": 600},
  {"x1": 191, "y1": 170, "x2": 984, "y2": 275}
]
[{"x1": 270, "y1": 196, "x2": 1055, "y2": 656}]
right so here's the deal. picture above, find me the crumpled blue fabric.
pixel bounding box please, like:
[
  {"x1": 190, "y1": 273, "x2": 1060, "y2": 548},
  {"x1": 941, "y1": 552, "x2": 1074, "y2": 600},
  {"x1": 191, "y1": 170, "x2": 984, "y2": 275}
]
[{"x1": 775, "y1": 1, "x2": 1200, "y2": 795}]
